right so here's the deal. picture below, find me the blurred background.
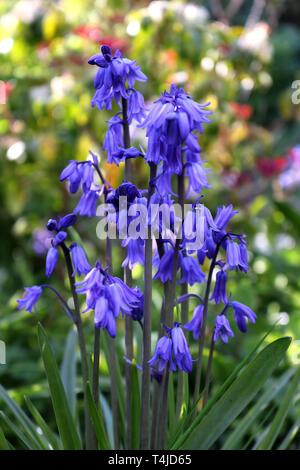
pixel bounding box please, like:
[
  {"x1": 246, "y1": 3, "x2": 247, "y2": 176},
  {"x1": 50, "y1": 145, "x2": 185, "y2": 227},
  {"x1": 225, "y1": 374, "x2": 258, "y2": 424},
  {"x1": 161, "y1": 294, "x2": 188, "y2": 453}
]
[{"x1": 0, "y1": 0, "x2": 300, "y2": 445}]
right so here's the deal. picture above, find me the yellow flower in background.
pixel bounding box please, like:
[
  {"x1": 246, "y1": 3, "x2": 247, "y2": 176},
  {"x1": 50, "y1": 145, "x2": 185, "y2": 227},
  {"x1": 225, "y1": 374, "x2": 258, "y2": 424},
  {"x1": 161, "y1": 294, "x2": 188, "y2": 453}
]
[{"x1": 228, "y1": 121, "x2": 249, "y2": 147}]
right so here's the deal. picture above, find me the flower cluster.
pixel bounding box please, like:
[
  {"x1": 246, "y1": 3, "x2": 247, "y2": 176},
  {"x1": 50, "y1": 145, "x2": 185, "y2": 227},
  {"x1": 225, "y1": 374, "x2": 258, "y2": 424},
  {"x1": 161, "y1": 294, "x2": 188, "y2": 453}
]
[
  {"x1": 148, "y1": 323, "x2": 193, "y2": 373},
  {"x1": 17, "y1": 44, "x2": 257, "y2": 383},
  {"x1": 76, "y1": 262, "x2": 143, "y2": 337}
]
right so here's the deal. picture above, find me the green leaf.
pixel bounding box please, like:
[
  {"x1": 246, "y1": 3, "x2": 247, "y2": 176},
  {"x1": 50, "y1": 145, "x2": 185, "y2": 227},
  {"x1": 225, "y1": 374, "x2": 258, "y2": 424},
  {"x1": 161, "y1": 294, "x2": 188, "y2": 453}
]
[
  {"x1": 102, "y1": 332, "x2": 126, "y2": 444},
  {"x1": 0, "y1": 384, "x2": 45, "y2": 449},
  {"x1": 180, "y1": 337, "x2": 291, "y2": 450},
  {"x1": 222, "y1": 368, "x2": 295, "y2": 449},
  {"x1": 130, "y1": 361, "x2": 141, "y2": 450},
  {"x1": 278, "y1": 415, "x2": 300, "y2": 450},
  {"x1": 0, "y1": 424, "x2": 10, "y2": 450},
  {"x1": 171, "y1": 324, "x2": 278, "y2": 450},
  {"x1": 257, "y1": 365, "x2": 300, "y2": 450},
  {"x1": 85, "y1": 382, "x2": 110, "y2": 450},
  {"x1": 0, "y1": 411, "x2": 36, "y2": 450},
  {"x1": 24, "y1": 396, "x2": 62, "y2": 450},
  {"x1": 37, "y1": 323, "x2": 82, "y2": 450},
  {"x1": 60, "y1": 327, "x2": 77, "y2": 418}
]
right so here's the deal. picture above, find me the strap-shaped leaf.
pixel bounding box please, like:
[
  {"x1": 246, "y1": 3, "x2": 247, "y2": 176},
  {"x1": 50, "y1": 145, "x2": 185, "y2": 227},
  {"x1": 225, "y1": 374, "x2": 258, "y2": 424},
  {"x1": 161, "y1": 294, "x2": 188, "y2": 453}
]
[
  {"x1": 38, "y1": 323, "x2": 82, "y2": 450},
  {"x1": 222, "y1": 368, "x2": 296, "y2": 449},
  {"x1": 85, "y1": 382, "x2": 110, "y2": 450},
  {"x1": 257, "y1": 365, "x2": 300, "y2": 450},
  {"x1": 60, "y1": 327, "x2": 77, "y2": 418},
  {"x1": 130, "y1": 361, "x2": 141, "y2": 450},
  {"x1": 181, "y1": 337, "x2": 291, "y2": 450}
]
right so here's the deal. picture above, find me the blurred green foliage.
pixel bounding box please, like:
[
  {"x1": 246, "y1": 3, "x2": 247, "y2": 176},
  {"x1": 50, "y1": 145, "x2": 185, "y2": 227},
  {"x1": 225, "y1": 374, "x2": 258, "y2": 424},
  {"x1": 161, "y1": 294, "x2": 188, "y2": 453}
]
[{"x1": 0, "y1": 0, "x2": 300, "y2": 449}]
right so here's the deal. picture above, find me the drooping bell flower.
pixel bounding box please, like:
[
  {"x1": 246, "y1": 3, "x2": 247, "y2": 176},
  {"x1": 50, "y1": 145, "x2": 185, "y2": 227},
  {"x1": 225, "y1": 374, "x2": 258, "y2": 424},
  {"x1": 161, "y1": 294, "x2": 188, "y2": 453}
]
[
  {"x1": 183, "y1": 304, "x2": 204, "y2": 340},
  {"x1": 180, "y1": 255, "x2": 206, "y2": 286},
  {"x1": 70, "y1": 243, "x2": 91, "y2": 277},
  {"x1": 45, "y1": 247, "x2": 59, "y2": 278},
  {"x1": 171, "y1": 323, "x2": 193, "y2": 373},
  {"x1": 17, "y1": 286, "x2": 43, "y2": 314},
  {"x1": 230, "y1": 301, "x2": 257, "y2": 333},
  {"x1": 210, "y1": 270, "x2": 228, "y2": 304},
  {"x1": 88, "y1": 45, "x2": 147, "y2": 110},
  {"x1": 214, "y1": 315, "x2": 234, "y2": 343}
]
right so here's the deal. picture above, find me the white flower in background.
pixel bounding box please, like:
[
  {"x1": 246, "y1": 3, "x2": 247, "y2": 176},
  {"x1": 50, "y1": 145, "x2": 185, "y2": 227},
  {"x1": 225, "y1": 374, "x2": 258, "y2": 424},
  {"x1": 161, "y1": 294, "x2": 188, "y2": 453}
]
[{"x1": 50, "y1": 72, "x2": 74, "y2": 100}]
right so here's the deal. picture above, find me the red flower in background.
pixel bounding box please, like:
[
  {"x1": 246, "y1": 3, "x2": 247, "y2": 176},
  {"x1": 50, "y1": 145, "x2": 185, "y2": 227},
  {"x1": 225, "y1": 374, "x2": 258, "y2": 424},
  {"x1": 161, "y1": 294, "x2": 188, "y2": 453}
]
[
  {"x1": 230, "y1": 102, "x2": 253, "y2": 120},
  {"x1": 73, "y1": 25, "x2": 127, "y2": 52},
  {"x1": 73, "y1": 25, "x2": 102, "y2": 42},
  {"x1": 256, "y1": 156, "x2": 287, "y2": 178}
]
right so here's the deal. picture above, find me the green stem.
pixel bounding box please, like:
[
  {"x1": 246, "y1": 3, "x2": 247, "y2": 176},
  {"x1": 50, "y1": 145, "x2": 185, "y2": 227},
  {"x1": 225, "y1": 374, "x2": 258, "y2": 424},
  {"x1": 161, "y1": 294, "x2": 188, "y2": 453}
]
[
  {"x1": 193, "y1": 236, "x2": 225, "y2": 405},
  {"x1": 60, "y1": 242, "x2": 92, "y2": 449},
  {"x1": 140, "y1": 162, "x2": 157, "y2": 449},
  {"x1": 122, "y1": 96, "x2": 134, "y2": 449},
  {"x1": 202, "y1": 331, "x2": 215, "y2": 408},
  {"x1": 106, "y1": 233, "x2": 119, "y2": 449}
]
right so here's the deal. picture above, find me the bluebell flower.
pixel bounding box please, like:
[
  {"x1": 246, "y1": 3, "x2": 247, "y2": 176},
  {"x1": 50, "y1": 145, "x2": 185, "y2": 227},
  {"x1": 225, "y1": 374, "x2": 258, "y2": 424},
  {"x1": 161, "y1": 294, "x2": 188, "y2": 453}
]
[
  {"x1": 88, "y1": 45, "x2": 147, "y2": 110},
  {"x1": 183, "y1": 304, "x2": 204, "y2": 340},
  {"x1": 224, "y1": 240, "x2": 248, "y2": 272},
  {"x1": 80, "y1": 162, "x2": 95, "y2": 192},
  {"x1": 111, "y1": 146, "x2": 140, "y2": 166},
  {"x1": 171, "y1": 323, "x2": 193, "y2": 373},
  {"x1": 153, "y1": 248, "x2": 182, "y2": 283},
  {"x1": 17, "y1": 286, "x2": 43, "y2": 313},
  {"x1": 122, "y1": 238, "x2": 145, "y2": 269},
  {"x1": 127, "y1": 89, "x2": 146, "y2": 123},
  {"x1": 214, "y1": 315, "x2": 234, "y2": 343},
  {"x1": 126, "y1": 289, "x2": 144, "y2": 321},
  {"x1": 76, "y1": 262, "x2": 143, "y2": 337},
  {"x1": 106, "y1": 181, "x2": 142, "y2": 210},
  {"x1": 60, "y1": 161, "x2": 95, "y2": 193},
  {"x1": 45, "y1": 247, "x2": 59, "y2": 277},
  {"x1": 103, "y1": 114, "x2": 124, "y2": 164},
  {"x1": 185, "y1": 161, "x2": 211, "y2": 196},
  {"x1": 53, "y1": 231, "x2": 67, "y2": 247},
  {"x1": 59, "y1": 213, "x2": 78, "y2": 229},
  {"x1": 214, "y1": 205, "x2": 238, "y2": 231},
  {"x1": 211, "y1": 270, "x2": 228, "y2": 304},
  {"x1": 180, "y1": 255, "x2": 206, "y2": 286},
  {"x1": 46, "y1": 219, "x2": 58, "y2": 231},
  {"x1": 70, "y1": 243, "x2": 91, "y2": 277},
  {"x1": 60, "y1": 160, "x2": 81, "y2": 193},
  {"x1": 94, "y1": 295, "x2": 118, "y2": 337},
  {"x1": 148, "y1": 335, "x2": 175, "y2": 372},
  {"x1": 230, "y1": 301, "x2": 256, "y2": 333},
  {"x1": 140, "y1": 83, "x2": 211, "y2": 171},
  {"x1": 74, "y1": 188, "x2": 100, "y2": 218}
]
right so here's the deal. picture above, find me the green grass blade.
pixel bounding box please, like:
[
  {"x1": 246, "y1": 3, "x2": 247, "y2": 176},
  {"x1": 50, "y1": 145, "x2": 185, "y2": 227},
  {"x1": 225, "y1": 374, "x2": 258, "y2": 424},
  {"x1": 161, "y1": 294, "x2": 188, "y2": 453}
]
[
  {"x1": 0, "y1": 411, "x2": 37, "y2": 450},
  {"x1": 0, "y1": 424, "x2": 10, "y2": 450},
  {"x1": 0, "y1": 384, "x2": 45, "y2": 449},
  {"x1": 38, "y1": 323, "x2": 82, "y2": 450},
  {"x1": 278, "y1": 415, "x2": 300, "y2": 450},
  {"x1": 180, "y1": 337, "x2": 291, "y2": 450},
  {"x1": 85, "y1": 382, "x2": 110, "y2": 449},
  {"x1": 24, "y1": 396, "x2": 62, "y2": 450},
  {"x1": 60, "y1": 327, "x2": 77, "y2": 418},
  {"x1": 171, "y1": 325, "x2": 278, "y2": 450},
  {"x1": 130, "y1": 361, "x2": 141, "y2": 450},
  {"x1": 102, "y1": 332, "x2": 126, "y2": 444},
  {"x1": 257, "y1": 365, "x2": 300, "y2": 450},
  {"x1": 222, "y1": 368, "x2": 295, "y2": 449}
]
